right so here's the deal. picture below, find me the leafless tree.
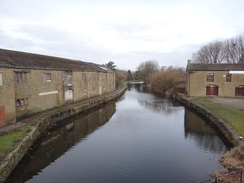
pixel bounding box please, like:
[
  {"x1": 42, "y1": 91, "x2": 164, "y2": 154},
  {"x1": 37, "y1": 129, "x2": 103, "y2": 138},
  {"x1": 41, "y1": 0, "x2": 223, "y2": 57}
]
[
  {"x1": 115, "y1": 69, "x2": 127, "y2": 81},
  {"x1": 192, "y1": 34, "x2": 244, "y2": 64},
  {"x1": 147, "y1": 66, "x2": 186, "y2": 96},
  {"x1": 192, "y1": 41, "x2": 225, "y2": 64},
  {"x1": 136, "y1": 60, "x2": 160, "y2": 80},
  {"x1": 224, "y1": 35, "x2": 244, "y2": 63}
]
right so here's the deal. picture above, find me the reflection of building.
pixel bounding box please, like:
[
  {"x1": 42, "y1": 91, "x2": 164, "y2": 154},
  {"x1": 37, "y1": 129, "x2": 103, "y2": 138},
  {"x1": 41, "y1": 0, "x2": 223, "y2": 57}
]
[
  {"x1": 0, "y1": 49, "x2": 115, "y2": 127},
  {"x1": 6, "y1": 102, "x2": 116, "y2": 183},
  {"x1": 186, "y1": 62, "x2": 244, "y2": 96},
  {"x1": 184, "y1": 109, "x2": 226, "y2": 153}
]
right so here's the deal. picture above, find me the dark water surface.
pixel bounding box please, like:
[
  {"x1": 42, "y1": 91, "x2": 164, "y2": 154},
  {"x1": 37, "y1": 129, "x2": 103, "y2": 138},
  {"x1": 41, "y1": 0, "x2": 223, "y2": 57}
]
[{"x1": 6, "y1": 84, "x2": 227, "y2": 183}]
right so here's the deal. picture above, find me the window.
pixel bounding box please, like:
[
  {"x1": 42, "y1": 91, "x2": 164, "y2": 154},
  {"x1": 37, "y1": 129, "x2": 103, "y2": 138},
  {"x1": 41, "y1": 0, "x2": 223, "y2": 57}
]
[
  {"x1": 15, "y1": 72, "x2": 27, "y2": 83},
  {"x1": 206, "y1": 73, "x2": 214, "y2": 82},
  {"x1": 64, "y1": 71, "x2": 72, "y2": 86},
  {"x1": 0, "y1": 73, "x2": 2, "y2": 86},
  {"x1": 43, "y1": 73, "x2": 51, "y2": 82},
  {"x1": 226, "y1": 73, "x2": 232, "y2": 82},
  {"x1": 16, "y1": 98, "x2": 28, "y2": 107}
]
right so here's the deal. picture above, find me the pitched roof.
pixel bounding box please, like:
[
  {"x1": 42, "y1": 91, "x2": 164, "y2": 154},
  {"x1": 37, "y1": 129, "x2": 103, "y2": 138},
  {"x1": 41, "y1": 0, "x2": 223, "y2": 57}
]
[
  {"x1": 0, "y1": 49, "x2": 112, "y2": 73},
  {"x1": 187, "y1": 63, "x2": 244, "y2": 71}
]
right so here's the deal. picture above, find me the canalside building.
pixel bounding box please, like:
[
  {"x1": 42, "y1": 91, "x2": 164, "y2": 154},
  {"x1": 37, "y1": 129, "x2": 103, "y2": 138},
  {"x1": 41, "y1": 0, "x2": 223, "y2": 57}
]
[
  {"x1": 0, "y1": 49, "x2": 115, "y2": 127},
  {"x1": 186, "y1": 61, "x2": 244, "y2": 97}
]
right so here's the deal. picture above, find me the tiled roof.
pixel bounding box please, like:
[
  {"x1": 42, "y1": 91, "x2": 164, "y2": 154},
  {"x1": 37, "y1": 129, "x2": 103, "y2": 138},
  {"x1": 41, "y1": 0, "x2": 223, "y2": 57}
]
[
  {"x1": 187, "y1": 63, "x2": 244, "y2": 71},
  {"x1": 0, "y1": 49, "x2": 111, "y2": 73}
]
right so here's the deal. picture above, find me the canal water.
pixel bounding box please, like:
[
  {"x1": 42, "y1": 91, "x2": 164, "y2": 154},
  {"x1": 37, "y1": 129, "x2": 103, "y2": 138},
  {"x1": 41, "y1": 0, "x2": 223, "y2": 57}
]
[{"x1": 6, "y1": 84, "x2": 227, "y2": 183}]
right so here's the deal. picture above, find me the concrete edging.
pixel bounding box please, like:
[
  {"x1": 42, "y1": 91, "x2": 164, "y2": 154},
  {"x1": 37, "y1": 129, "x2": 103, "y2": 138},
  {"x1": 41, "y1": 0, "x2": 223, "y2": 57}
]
[
  {"x1": 0, "y1": 88, "x2": 127, "y2": 183},
  {"x1": 173, "y1": 94, "x2": 240, "y2": 147}
]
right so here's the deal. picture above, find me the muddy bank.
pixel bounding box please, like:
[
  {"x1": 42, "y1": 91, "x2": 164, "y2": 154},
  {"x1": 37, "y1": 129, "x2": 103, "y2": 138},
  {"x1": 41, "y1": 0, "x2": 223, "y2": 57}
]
[{"x1": 0, "y1": 88, "x2": 126, "y2": 183}]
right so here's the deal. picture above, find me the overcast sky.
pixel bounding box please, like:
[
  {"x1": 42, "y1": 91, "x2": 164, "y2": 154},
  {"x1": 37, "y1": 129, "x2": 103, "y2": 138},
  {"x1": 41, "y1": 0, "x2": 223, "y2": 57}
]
[{"x1": 0, "y1": 0, "x2": 244, "y2": 70}]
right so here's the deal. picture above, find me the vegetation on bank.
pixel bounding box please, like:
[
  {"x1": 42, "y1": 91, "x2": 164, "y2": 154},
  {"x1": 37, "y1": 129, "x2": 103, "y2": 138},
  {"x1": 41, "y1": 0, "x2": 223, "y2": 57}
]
[
  {"x1": 0, "y1": 126, "x2": 31, "y2": 157},
  {"x1": 192, "y1": 97, "x2": 244, "y2": 137}
]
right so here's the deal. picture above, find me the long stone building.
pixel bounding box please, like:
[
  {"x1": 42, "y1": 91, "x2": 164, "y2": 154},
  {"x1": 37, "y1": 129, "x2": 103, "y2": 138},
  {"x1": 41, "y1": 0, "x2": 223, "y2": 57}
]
[
  {"x1": 186, "y1": 62, "x2": 244, "y2": 97},
  {"x1": 0, "y1": 49, "x2": 115, "y2": 127}
]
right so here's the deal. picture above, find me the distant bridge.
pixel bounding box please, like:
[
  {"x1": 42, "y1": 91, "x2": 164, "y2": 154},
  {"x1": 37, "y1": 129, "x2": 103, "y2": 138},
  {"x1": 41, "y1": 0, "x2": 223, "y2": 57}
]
[{"x1": 128, "y1": 81, "x2": 145, "y2": 84}]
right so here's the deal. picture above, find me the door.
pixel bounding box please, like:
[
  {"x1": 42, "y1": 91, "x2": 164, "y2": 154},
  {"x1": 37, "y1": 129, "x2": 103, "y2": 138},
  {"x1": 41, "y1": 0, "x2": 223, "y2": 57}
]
[
  {"x1": 65, "y1": 89, "x2": 73, "y2": 102},
  {"x1": 235, "y1": 85, "x2": 244, "y2": 96},
  {"x1": 0, "y1": 106, "x2": 5, "y2": 127},
  {"x1": 206, "y1": 85, "x2": 218, "y2": 96}
]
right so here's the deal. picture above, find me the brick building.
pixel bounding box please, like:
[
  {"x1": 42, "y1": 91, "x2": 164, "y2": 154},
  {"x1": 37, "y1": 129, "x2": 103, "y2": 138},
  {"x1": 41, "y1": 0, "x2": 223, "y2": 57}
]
[
  {"x1": 0, "y1": 49, "x2": 115, "y2": 127},
  {"x1": 186, "y1": 62, "x2": 244, "y2": 97}
]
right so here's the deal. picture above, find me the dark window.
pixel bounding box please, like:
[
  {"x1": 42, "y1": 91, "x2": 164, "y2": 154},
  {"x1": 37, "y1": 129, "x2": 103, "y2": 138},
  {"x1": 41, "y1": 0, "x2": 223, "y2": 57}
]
[
  {"x1": 15, "y1": 72, "x2": 27, "y2": 83},
  {"x1": 43, "y1": 73, "x2": 51, "y2": 82},
  {"x1": 206, "y1": 73, "x2": 214, "y2": 82},
  {"x1": 226, "y1": 73, "x2": 232, "y2": 82},
  {"x1": 16, "y1": 98, "x2": 28, "y2": 107}
]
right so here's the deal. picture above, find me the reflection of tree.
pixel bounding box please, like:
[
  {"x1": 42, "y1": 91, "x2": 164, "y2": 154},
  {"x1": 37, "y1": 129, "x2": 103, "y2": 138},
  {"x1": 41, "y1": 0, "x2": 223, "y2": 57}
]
[
  {"x1": 138, "y1": 99, "x2": 181, "y2": 116},
  {"x1": 6, "y1": 102, "x2": 116, "y2": 183},
  {"x1": 184, "y1": 109, "x2": 226, "y2": 153}
]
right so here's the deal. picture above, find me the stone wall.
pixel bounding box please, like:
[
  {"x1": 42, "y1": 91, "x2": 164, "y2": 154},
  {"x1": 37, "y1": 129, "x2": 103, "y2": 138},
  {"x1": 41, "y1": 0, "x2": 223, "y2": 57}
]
[
  {"x1": 14, "y1": 69, "x2": 64, "y2": 118},
  {"x1": 0, "y1": 68, "x2": 16, "y2": 127},
  {"x1": 0, "y1": 68, "x2": 115, "y2": 126},
  {"x1": 173, "y1": 94, "x2": 240, "y2": 147},
  {"x1": 187, "y1": 70, "x2": 244, "y2": 96}
]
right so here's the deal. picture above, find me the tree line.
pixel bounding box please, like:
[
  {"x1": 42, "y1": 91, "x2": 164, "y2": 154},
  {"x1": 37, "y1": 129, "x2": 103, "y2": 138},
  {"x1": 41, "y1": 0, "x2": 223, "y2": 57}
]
[
  {"x1": 192, "y1": 34, "x2": 244, "y2": 64},
  {"x1": 103, "y1": 60, "x2": 185, "y2": 96}
]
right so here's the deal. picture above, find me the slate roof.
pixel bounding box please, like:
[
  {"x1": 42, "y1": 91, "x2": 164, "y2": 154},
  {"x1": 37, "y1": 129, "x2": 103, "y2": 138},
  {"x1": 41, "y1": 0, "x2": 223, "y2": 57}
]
[
  {"x1": 187, "y1": 63, "x2": 244, "y2": 71},
  {"x1": 0, "y1": 49, "x2": 112, "y2": 73}
]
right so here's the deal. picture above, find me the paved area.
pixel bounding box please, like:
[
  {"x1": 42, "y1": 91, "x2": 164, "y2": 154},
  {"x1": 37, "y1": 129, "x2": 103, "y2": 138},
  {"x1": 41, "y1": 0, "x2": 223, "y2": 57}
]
[{"x1": 207, "y1": 97, "x2": 244, "y2": 110}]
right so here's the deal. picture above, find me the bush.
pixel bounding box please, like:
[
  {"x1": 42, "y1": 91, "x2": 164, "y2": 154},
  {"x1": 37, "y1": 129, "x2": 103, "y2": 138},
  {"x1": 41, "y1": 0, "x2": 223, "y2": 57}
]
[{"x1": 147, "y1": 66, "x2": 185, "y2": 95}]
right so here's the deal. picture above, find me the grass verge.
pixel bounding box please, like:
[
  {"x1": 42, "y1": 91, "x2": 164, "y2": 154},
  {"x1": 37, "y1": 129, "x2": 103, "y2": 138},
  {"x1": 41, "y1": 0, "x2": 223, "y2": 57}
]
[
  {"x1": 0, "y1": 126, "x2": 30, "y2": 157},
  {"x1": 191, "y1": 97, "x2": 244, "y2": 137}
]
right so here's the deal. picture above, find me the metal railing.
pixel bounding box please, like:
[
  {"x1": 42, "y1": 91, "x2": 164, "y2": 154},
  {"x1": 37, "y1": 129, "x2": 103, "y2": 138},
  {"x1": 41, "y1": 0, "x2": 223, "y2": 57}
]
[{"x1": 199, "y1": 169, "x2": 244, "y2": 183}]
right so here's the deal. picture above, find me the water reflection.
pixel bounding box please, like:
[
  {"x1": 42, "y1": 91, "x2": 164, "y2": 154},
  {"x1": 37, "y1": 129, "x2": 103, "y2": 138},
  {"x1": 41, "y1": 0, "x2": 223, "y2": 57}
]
[
  {"x1": 6, "y1": 84, "x2": 227, "y2": 183},
  {"x1": 184, "y1": 109, "x2": 227, "y2": 153},
  {"x1": 138, "y1": 99, "x2": 180, "y2": 115},
  {"x1": 6, "y1": 102, "x2": 116, "y2": 183}
]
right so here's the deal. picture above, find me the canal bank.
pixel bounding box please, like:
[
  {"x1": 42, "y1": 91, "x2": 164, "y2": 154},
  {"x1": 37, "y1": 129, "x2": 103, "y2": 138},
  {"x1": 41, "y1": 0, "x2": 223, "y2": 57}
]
[
  {"x1": 173, "y1": 94, "x2": 244, "y2": 182},
  {"x1": 173, "y1": 94, "x2": 242, "y2": 147},
  {"x1": 0, "y1": 88, "x2": 126, "y2": 183}
]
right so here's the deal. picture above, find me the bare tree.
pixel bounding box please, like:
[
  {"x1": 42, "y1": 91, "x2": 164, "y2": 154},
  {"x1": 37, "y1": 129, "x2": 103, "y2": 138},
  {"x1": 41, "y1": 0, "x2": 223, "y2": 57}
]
[
  {"x1": 115, "y1": 69, "x2": 127, "y2": 81},
  {"x1": 192, "y1": 41, "x2": 225, "y2": 64},
  {"x1": 192, "y1": 34, "x2": 244, "y2": 64},
  {"x1": 224, "y1": 35, "x2": 244, "y2": 63},
  {"x1": 136, "y1": 60, "x2": 160, "y2": 80},
  {"x1": 147, "y1": 66, "x2": 186, "y2": 96}
]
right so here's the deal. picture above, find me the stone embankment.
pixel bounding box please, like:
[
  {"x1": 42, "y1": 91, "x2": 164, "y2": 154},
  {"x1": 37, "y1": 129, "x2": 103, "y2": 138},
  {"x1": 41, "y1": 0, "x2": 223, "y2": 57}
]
[
  {"x1": 0, "y1": 88, "x2": 126, "y2": 183},
  {"x1": 173, "y1": 94, "x2": 240, "y2": 147}
]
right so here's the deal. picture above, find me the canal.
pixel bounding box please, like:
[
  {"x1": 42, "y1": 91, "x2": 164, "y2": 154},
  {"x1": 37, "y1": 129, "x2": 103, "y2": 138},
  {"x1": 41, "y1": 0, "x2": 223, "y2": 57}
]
[{"x1": 6, "y1": 84, "x2": 227, "y2": 183}]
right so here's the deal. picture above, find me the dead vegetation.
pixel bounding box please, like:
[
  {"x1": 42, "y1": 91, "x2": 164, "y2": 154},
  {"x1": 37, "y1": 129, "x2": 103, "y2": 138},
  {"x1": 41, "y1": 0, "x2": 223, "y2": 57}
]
[
  {"x1": 147, "y1": 66, "x2": 186, "y2": 96},
  {"x1": 213, "y1": 144, "x2": 244, "y2": 182}
]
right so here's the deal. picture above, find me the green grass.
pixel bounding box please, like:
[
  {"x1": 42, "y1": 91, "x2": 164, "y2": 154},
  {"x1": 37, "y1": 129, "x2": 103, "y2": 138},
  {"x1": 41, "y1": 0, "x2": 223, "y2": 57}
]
[
  {"x1": 121, "y1": 81, "x2": 128, "y2": 88},
  {"x1": 0, "y1": 126, "x2": 30, "y2": 157},
  {"x1": 192, "y1": 97, "x2": 244, "y2": 137}
]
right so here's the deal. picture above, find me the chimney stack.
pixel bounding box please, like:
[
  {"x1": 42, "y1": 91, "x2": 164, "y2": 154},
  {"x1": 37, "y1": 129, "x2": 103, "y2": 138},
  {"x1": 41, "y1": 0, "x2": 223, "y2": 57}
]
[{"x1": 187, "y1": 59, "x2": 191, "y2": 65}]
